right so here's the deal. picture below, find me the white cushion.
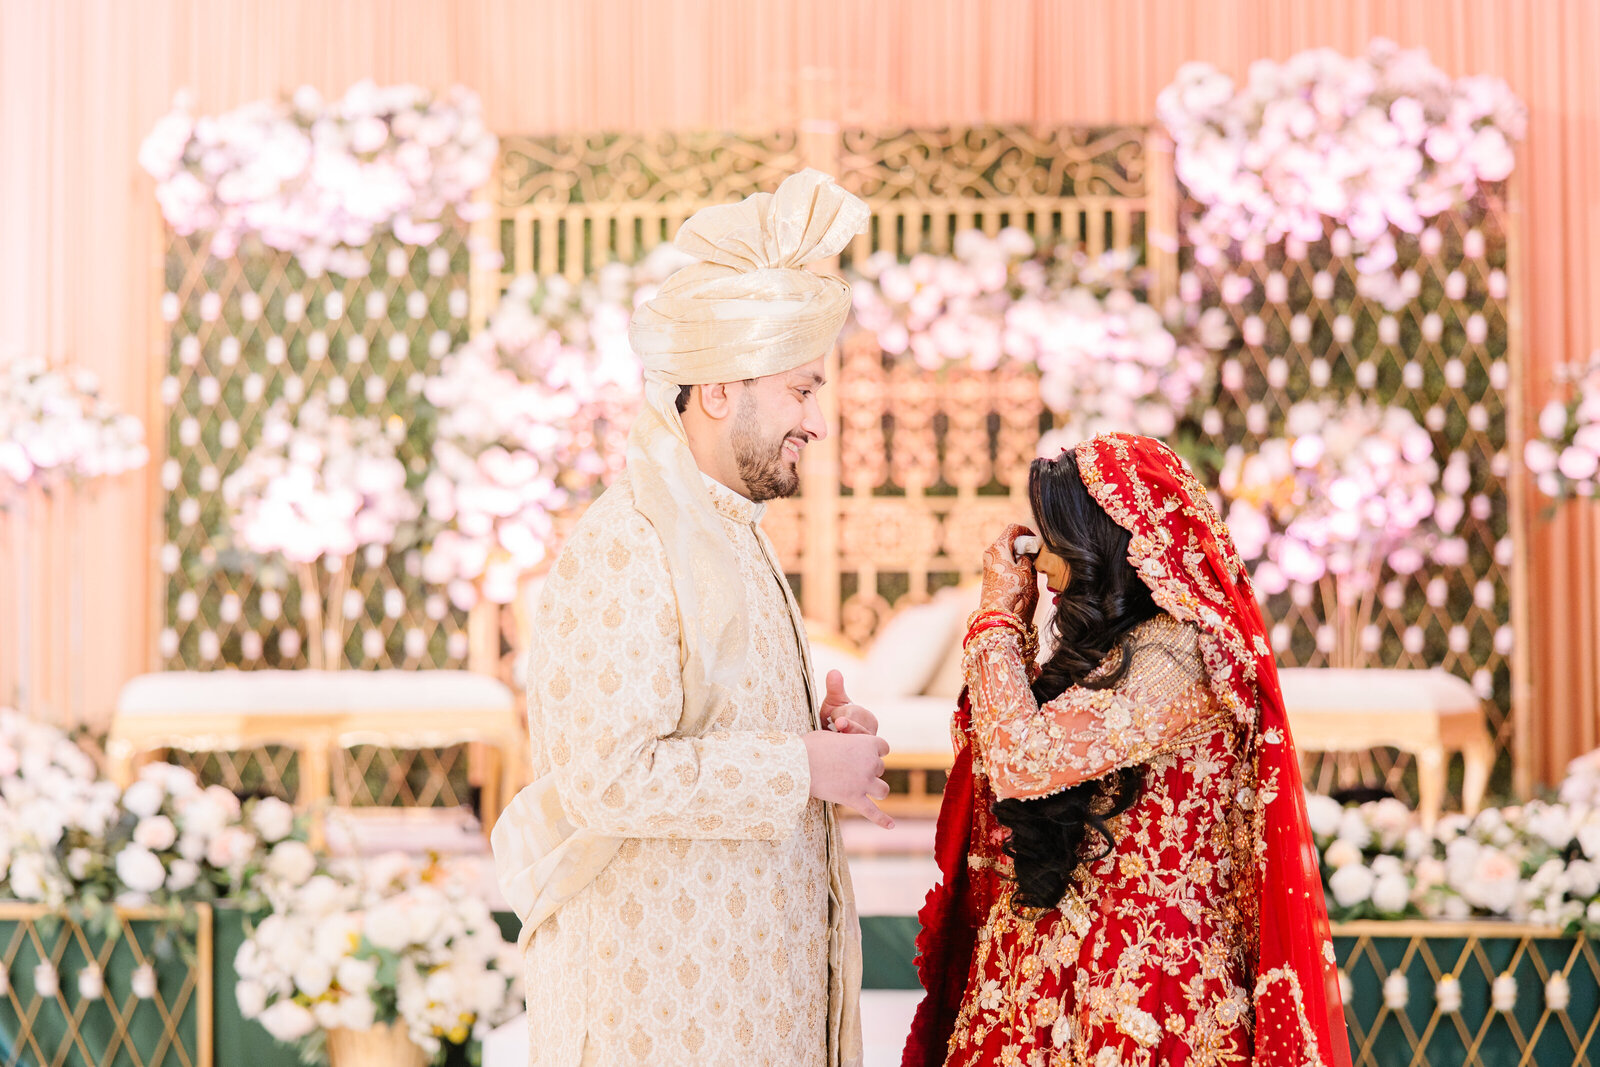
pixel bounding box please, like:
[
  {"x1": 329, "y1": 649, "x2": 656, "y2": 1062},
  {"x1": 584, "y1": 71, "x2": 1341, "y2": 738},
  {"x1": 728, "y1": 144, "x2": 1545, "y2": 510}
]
[
  {"x1": 115, "y1": 670, "x2": 515, "y2": 717},
  {"x1": 870, "y1": 694, "x2": 959, "y2": 755},
  {"x1": 855, "y1": 587, "x2": 970, "y2": 700},
  {"x1": 1277, "y1": 667, "x2": 1480, "y2": 716}
]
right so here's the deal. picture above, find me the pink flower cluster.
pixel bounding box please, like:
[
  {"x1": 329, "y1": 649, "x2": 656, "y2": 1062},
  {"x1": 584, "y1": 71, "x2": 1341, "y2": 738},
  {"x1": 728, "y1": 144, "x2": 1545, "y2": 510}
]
[
  {"x1": 140, "y1": 82, "x2": 496, "y2": 276},
  {"x1": 1158, "y1": 39, "x2": 1525, "y2": 273},
  {"x1": 1525, "y1": 353, "x2": 1600, "y2": 501},
  {"x1": 419, "y1": 259, "x2": 667, "y2": 607},
  {"x1": 848, "y1": 231, "x2": 1213, "y2": 443},
  {"x1": 0, "y1": 360, "x2": 149, "y2": 494},
  {"x1": 1218, "y1": 398, "x2": 1468, "y2": 594},
  {"x1": 222, "y1": 393, "x2": 418, "y2": 564}
]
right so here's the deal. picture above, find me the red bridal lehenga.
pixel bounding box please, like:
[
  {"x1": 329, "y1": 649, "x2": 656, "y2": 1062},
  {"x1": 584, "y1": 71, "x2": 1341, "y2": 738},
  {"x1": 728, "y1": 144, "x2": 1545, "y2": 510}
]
[{"x1": 903, "y1": 434, "x2": 1353, "y2": 1067}]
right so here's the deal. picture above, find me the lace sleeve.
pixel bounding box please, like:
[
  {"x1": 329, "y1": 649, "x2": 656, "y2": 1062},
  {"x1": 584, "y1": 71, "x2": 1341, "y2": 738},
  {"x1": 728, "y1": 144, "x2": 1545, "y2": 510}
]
[{"x1": 961, "y1": 618, "x2": 1224, "y2": 801}]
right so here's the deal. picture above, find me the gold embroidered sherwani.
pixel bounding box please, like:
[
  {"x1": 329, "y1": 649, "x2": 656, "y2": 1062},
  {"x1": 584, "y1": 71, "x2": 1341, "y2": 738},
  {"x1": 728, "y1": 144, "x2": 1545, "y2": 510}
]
[{"x1": 519, "y1": 471, "x2": 850, "y2": 1067}]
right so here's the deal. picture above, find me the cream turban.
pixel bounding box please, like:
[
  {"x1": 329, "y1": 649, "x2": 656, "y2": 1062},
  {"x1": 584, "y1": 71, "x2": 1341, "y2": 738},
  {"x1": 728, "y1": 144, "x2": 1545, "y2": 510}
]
[{"x1": 629, "y1": 168, "x2": 869, "y2": 382}]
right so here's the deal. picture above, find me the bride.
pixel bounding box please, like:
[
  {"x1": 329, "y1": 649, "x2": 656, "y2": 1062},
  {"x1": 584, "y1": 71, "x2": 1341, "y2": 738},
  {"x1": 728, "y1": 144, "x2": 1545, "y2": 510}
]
[{"x1": 903, "y1": 433, "x2": 1352, "y2": 1067}]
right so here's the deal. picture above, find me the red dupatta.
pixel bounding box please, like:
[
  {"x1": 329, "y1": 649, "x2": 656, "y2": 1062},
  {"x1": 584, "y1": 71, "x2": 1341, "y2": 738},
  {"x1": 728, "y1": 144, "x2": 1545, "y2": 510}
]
[{"x1": 903, "y1": 433, "x2": 1352, "y2": 1067}]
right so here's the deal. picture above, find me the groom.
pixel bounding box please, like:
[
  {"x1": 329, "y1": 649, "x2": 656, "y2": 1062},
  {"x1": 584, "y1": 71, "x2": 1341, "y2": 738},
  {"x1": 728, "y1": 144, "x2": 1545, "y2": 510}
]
[{"x1": 493, "y1": 170, "x2": 890, "y2": 1067}]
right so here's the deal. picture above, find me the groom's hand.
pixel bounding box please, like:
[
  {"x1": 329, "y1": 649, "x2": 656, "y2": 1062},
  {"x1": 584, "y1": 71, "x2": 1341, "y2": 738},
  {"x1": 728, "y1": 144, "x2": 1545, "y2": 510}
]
[
  {"x1": 802, "y1": 730, "x2": 895, "y2": 829},
  {"x1": 820, "y1": 670, "x2": 879, "y2": 736}
]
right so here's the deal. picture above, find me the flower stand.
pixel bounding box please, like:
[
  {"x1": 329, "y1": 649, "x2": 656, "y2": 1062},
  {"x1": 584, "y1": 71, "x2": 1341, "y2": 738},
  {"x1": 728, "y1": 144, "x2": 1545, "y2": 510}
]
[{"x1": 326, "y1": 1022, "x2": 430, "y2": 1067}]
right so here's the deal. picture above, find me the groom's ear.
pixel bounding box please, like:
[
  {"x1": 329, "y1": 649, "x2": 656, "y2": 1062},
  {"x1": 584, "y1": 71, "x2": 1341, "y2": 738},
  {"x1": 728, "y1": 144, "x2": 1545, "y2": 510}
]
[{"x1": 695, "y1": 381, "x2": 735, "y2": 421}]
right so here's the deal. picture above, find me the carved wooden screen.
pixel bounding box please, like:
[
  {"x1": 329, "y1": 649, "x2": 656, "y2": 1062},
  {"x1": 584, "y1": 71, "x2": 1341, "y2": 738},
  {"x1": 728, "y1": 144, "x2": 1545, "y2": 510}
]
[{"x1": 479, "y1": 126, "x2": 1159, "y2": 642}]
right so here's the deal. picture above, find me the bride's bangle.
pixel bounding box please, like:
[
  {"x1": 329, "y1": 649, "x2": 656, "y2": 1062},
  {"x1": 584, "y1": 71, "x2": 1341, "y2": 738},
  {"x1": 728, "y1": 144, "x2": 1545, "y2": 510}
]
[{"x1": 963, "y1": 611, "x2": 1038, "y2": 660}]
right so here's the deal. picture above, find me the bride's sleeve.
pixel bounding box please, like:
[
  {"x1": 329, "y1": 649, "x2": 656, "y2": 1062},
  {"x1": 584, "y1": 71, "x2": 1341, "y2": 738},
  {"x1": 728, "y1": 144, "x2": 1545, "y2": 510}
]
[{"x1": 961, "y1": 626, "x2": 1220, "y2": 801}]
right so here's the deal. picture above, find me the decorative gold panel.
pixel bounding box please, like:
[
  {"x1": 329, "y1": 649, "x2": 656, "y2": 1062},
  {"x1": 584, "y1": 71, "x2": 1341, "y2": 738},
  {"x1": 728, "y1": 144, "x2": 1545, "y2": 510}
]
[
  {"x1": 486, "y1": 125, "x2": 1151, "y2": 644},
  {"x1": 491, "y1": 131, "x2": 806, "y2": 282},
  {"x1": 1333, "y1": 921, "x2": 1600, "y2": 1067}
]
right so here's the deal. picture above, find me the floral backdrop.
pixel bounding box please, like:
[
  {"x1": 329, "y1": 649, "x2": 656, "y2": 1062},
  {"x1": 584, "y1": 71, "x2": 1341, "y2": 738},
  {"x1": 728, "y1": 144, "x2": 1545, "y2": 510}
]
[
  {"x1": 1162, "y1": 40, "x2": 1523, "y2": 799},
  {"x1": 134, "y1": 47, "x2": 1530, "y2": 813}
]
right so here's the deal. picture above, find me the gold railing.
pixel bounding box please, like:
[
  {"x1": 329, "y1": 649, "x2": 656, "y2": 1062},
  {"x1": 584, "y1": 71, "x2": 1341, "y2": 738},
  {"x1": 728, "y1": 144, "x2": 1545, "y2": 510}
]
[
  {"x1": 0, "y1": 903, "x2": 212, "y2": 1067},
  {"x1": 1331, "y1": 920, "x2": 1600, "y2": 1066}
]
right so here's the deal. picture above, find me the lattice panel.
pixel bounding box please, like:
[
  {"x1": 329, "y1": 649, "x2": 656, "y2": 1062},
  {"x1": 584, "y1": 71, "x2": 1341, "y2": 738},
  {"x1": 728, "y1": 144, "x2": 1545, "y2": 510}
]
[
  {"x1": 835, "y1": 125, "x2": 1151, "y2": 269},
  {"x1": 159, "y1": 231, "x2": 474, "y2": 672},
  {"x1": 1335, "y1": 923, "x2": 1600, "y2": 1067},
  {"x1": 332, "y1": 743, "x2": 473, "y2": 808},
  {"x1": 161, "y1": 746, "x2": 300, "y2": 802},
  {"x1": 0, "y1": 904, "x2": 211, "y2": 1067},
  {"x1": 491, "y1": 131, "x2": 807, "y2": 283},
  {"x1": 1186, "y1": 193, "x2": 1517, "y2": 803}
]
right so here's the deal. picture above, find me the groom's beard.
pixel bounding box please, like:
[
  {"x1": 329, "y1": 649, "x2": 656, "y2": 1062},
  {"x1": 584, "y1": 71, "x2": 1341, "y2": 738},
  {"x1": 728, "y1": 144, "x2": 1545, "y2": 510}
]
[{"x1": 733, "y1": 398, "x2": 805, "y2": 502}]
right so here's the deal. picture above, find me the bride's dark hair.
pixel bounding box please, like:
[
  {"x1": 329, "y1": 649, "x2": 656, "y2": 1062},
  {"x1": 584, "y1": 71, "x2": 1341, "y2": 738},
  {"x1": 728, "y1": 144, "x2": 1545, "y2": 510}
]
[{"x1": 990, "y1": 450, "x2": 1162, "y2": 909}]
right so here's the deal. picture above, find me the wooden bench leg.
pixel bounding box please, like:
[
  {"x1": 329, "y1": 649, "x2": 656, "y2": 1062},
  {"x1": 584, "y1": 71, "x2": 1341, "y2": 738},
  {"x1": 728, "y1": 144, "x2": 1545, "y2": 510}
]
[
  {"x1": 1461, "y1": 733, "x2": 1493, "y2": 818},
  {"x1": 107, "y1": 741, "x2": 137, "y2": 789},
  {"x1": 301, "y1": 742, "x2": 332, "y2": 852},
  {"x1": 479, "y1": 746, "x2": 502, "y2": 837},
  {"x1": 1416, "y1": 745, "x2": 1445, "y2": 832}
]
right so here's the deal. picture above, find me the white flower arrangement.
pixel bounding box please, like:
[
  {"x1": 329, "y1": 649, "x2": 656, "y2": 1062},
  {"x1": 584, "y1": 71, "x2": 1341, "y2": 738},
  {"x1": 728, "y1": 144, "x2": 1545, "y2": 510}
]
[
  {"x1": 0, "y1": 360, "x2": 148, "y2": 496},
  {"x1": 222, "y1": 393, "x2": 417, "y2": 567},
  {"x1": 140, "y1": 82, "x2": 496, "y2": 276},
  {"x1": 1525, "y1": 352, "x2": 1600, "y2": 502},
  {"x1": 0, "y1": 709, "x2": 123, "y2": 913},
  {"x1": 0, "y1": 709, "x2": 299, "y2": 940},
  {"x1": 1308, "y1": 759, "x2": 1600, "y2": 937},
  {"x1": 222, "y1": 393, "x2": 419, "y2": 667},
  {"x1": 847, "y1": 232, "x2": 1217, "y2": 446},
  {"x1": 236, "y1": 854, "x2": 520, "y2": 1062},
  {"x1": 1216, "y1": 397, "x2": 1470, "y2": 666},
  {"x1": 1158, "y1": 38, "x2": 1525, "y2": 272},
  {"x1": 419, "y1": 261, "x2": 658, "y2": 608}
]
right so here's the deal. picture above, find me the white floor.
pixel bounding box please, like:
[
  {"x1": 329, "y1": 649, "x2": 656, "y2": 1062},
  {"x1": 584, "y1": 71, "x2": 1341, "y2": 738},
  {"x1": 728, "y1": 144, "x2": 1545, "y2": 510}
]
[{"x1": 483, "y1": 990, "x2": 923, "y2": 1067}]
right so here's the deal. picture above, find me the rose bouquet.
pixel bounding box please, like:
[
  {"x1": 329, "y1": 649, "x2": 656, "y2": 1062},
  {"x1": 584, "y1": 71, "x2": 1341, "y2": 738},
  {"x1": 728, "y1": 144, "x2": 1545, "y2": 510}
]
[
  {"x1": 0, "y1": 709, "x2": 122, "y2": 914},
  {"x1": 0, "y1": 360, "x2": 148, "y2": 497},
  {"x1": 113, "y1": 762, "x2": 310, "y2": 917},
  {"x1": 1216, "y1": 397, "x2": 1469, "y2": 666},
  {"x1": 1525, "y1": 352, "x2": 1600, "y2": 502},
  {"x1": 140, "y1": 82, "x2": 497, "y2": 276},
  {"x1": 236, "y1": 853, "x2": 521, "y2": 1064},
  {"x1": 221, "y1": 393, "x2": 419, "y2": 667},
  {"x1": 0, "y1": 709, "x2": 300, "y2": 942},
  {"x1": 1158, "y1": 38, "x2": 1526, "y2": 273}
]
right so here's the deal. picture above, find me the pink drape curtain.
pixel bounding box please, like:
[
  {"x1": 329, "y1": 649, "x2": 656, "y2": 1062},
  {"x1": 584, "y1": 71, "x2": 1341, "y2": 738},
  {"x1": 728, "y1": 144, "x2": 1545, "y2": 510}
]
[{"x1": 2, "y1": 0, "x2": 1596, "y2": 785}]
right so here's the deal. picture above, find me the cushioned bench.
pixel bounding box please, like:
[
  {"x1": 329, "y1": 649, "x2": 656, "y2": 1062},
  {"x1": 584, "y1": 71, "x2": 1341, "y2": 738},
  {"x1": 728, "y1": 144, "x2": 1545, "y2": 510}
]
[
  {"x1": 811, "y1": 592, "x2": 1492, "y2": 827},
  {"x1": 1277, "y1": 666, "x2": 1493, "y2": 829},
  {"x1": 107, "y1": 670, "x2": 523, "y2": 840}
]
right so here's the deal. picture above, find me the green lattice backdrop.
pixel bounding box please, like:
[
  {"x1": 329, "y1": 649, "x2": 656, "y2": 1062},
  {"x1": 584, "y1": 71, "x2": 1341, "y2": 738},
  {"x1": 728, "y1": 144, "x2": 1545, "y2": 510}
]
[
  {"x1": 0, "y1": 905, "x2": 209, "y2": 1067},
  {"x1": 1185, "y1": 190, "x2": 1516, "y2": 803},
  {"x1": 156, "y1": 230, "x2": 478, "y2": 808},
  {"x1": 159, "y1": 229, "x2": 472, "y2": 672}
]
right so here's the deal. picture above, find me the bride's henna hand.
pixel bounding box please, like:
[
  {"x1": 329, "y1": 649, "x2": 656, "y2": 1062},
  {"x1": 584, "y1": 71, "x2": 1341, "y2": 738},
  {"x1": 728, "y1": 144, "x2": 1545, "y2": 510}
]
[{"x1": 980, "y1": 524, "x2": 1040, "y2": 620}]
